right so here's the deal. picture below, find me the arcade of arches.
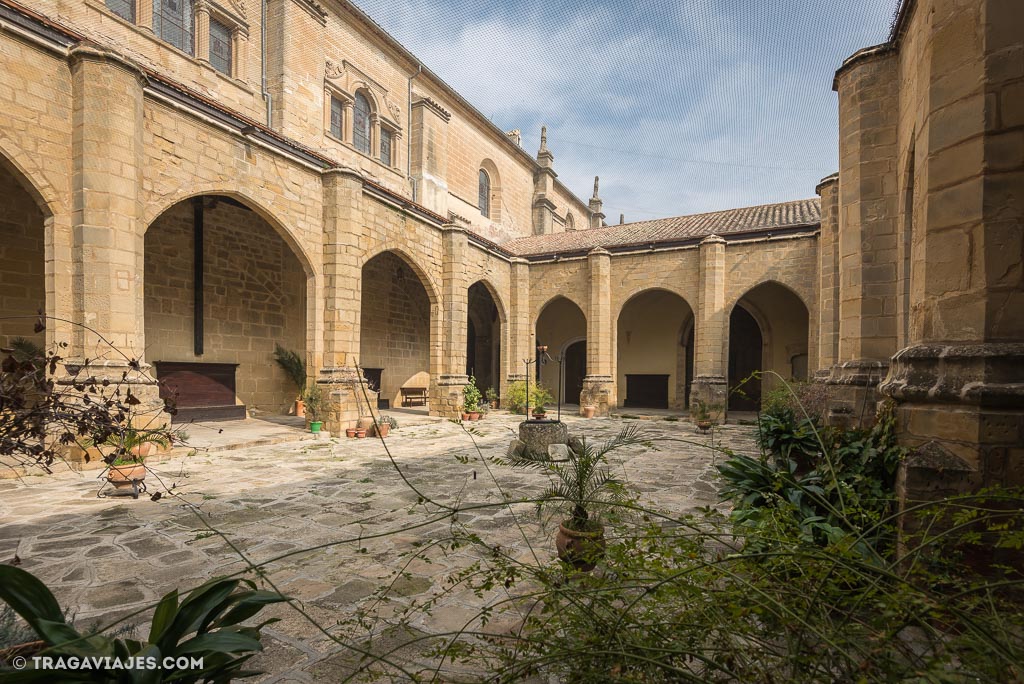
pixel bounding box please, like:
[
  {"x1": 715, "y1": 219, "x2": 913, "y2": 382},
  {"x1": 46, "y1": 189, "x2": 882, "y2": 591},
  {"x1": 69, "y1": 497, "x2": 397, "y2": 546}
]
[{"x1": 0, "y1": 161, "x2": 45, "y2": 351}]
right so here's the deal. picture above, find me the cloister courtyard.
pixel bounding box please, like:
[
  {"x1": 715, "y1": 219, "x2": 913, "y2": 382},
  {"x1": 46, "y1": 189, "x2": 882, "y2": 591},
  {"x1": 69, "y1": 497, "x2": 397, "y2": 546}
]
[{"x1": 0, "y1": 413, "x2": 755, "y2": 681}]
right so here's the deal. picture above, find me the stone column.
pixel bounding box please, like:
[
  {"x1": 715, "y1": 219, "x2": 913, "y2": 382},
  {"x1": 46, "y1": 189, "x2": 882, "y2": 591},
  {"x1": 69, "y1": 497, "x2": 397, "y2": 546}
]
[
  {"x1": 69, "y1": 46, "x2": 161, "y2": 424},
  {"x1": 319, "y1": 166, "x2": 372, "y2": 434},
  {"x1": 137, "y1": 0, "x2": 153, "y2": 32},
  {"x1": 691, "y1": 234, "x2": 728, "y2": 413},
  {"x1": 827, "y1": 46, "x2": 900, "y2": 427},
  {"x1": 815, "y1": 173, "x2": 840, "y2": 379},
  {"x1": 410, "y1": 97, "x2": 450, "y2": 216},
  {"x1": 433, "y1": 224, "x2": 469, "y2": 418},
  {"x1": 879, "y1": 0, "x2": 1024, "y2": 535},
  {"x1": 580, "y1": 248, "x2": 614, "y2": 415},
  {"x1": 505, "y1": 257, "x2": 531, "y2": 399},
  {"x1": 234, "y1": 30, "x2": 248, "y2": 82},
  {"x1": 194, "y1": 2, "x2": 211, "y2": 62},
  {"x1": 532, "y1": 126, "x2": 557, "y2": 235}
]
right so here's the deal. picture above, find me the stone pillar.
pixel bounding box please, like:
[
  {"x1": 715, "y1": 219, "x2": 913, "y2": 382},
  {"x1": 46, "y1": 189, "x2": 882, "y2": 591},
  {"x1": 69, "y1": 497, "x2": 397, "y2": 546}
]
[
  {"x1": 691, "y1": 234, "x2": 728, "y2": 412},
  {"x1": 505, "y1": 257, "x2": 532, "y2": 399},
  {"x1": 137, "y1": 0, "x2": 153, "y2": 31},
  {"x1": 234, "y1": 30, "x2": 248, "y2": 82},
  {"x1": 433, "y1": 224, "x2": 469, "y2": 418},
  {"x1": 827, "y1": 46, "x2": 900, "y2": 427},
  {"x1": 588, "y1": 176, "x2": 605, "y2": 229},
  {"x1": 580, "y1": 248, "x2": 614, "y2": 415},
  {"x1": 532, "y1": 126, "x2": 557, "y2": 235},
  {"x1": 69, "y1": 46, "x2": 161, "y2": 423},
  {"x1": 194, "y1": 2, "x2": 211, "y2": 62},
  {"x1": 410, "y1": 97, "x2": 450, "y2": 216},
  {"x1": 320, "y1": 167, "x2": 373, "y2": 435},
  {"x1": 815, "y1": 173, "x2": 840, "y2": 379},
  {"x1": 879, "y1": 0, "x2": 1024, "y2": 536}
]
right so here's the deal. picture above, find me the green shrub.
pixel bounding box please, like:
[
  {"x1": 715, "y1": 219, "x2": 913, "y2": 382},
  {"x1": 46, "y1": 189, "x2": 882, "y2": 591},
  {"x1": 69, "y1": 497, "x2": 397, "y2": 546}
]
[
  {"x1": 273, "y1": 344, "x2": 306, "y2": 396},
  {"x1": 504, "y1": 380, "x2": 553, "y2": 415},
  {"x1": 762, "y1": 380, "x2": 830, "y2": 424},
  {"x1": 463, "y1": 376, "x2": 482, "y2": 412}
]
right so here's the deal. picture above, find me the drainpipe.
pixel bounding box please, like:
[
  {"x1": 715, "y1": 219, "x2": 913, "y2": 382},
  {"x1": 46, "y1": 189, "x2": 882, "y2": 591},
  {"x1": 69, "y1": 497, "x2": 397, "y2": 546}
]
[
  {"x1": 407, "y1": 64, "x2": 422, "y2": 200},
  {"x1": 261, "y1": 0, "x2": 273, "y2": 127}
]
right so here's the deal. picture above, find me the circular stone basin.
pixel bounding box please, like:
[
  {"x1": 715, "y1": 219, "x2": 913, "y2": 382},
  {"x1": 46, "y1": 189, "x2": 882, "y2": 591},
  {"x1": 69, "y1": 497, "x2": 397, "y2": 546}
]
[{"x1": 518, "y1": 420, "x2": 569, "y2": 458}]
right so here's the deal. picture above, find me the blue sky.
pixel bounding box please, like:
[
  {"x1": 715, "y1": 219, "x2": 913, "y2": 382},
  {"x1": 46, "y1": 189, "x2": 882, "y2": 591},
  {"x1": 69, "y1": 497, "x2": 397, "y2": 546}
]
[{"x1": 353, "y1": 0, "x2": 899, "y2": 221}]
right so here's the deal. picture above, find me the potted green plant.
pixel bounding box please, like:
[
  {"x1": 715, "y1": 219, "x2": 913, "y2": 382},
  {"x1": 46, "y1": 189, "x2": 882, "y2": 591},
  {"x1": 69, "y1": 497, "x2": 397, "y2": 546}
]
[
  {"x1": 304, "y1": 383, "x2": 325, "y2": 433},
  {"x1": 497, "y1": 426, "x2": 641, "y2": 571},
  {"x1": 103, "y1": 426, "x2": 171, "y2": 498},
  {"x1": 532, "y1": 403, "x2": 548, "y2": 420},
  {"x1": 374, "y1": 414, "x2": 399, "y2": 437},
  {"x1": 485, "y1": 387, "x2": 499, "y2": 409},
  {"x1": 463, "y1": 375, "x2": 482, "y2": 420},
  {"x1": 692, "y1": 399, "x2": 718, "y2": 433},
  {"x1": 274, "y1": 344, "x2": 307, "y2": 417}
]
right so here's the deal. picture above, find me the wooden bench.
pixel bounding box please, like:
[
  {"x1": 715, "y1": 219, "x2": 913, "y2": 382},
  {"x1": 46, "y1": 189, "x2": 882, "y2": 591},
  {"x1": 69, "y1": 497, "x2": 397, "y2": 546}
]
[{"x1": 400, "y1": 387, "x2": 428, "y2": 407}]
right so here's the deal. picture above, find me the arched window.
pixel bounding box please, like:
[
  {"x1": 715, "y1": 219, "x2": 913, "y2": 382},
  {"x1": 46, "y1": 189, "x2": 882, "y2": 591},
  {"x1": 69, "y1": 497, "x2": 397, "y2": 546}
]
[
  {"x1": 565, "y1": 213, "x2": 575, "y2": 231},
  {"x1": 353, "y1": 92, "x2": 372, "y2": 155},
  {"x1": 479, "y1": 169, "x2": 491, "y2": 218}
]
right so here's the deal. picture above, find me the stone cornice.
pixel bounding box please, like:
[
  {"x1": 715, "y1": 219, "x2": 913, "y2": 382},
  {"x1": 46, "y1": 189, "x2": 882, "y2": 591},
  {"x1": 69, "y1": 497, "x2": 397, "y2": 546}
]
[
  {"x1": 879, "y1": 343, "x2": 1024, "y2": 408},
  {"x1": 832, "y1": 42, "x2": 896, "y2": 92}
]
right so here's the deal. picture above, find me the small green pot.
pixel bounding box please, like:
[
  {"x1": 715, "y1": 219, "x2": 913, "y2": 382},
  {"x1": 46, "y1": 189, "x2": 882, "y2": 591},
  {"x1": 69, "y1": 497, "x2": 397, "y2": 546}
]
[{"x1": 309, "y1": 421, "x2": 323, "y2": 433}]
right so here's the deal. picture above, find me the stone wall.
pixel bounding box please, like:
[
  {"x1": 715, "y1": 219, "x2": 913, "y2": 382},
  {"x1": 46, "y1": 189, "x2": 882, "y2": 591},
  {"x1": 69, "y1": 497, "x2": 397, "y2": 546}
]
[
  {"x1": 616, "y1": 290, "x2": 693, "y2": 409},
  {"x1": 534, "y1": 296, "x2": 587, "y2": 402},
  {"x1": 144, "y1": 199, "x2": 307, "y2": 413}
]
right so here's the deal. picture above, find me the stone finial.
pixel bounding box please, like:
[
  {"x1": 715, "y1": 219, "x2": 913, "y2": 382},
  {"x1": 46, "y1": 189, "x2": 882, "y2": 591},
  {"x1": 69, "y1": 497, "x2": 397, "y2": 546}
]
[
  {"x1": 619, "y1": 213, "x2": 624, "y2": 225},
  {"x1": 592, "y1": 176, "x2": 600, "y2": 199},
  {"x1": 537, "y1": 125, "x2": 553, "y2": 166},
  {"x1": 540, "y1": 125, "x2": 547, "y2": 151}
]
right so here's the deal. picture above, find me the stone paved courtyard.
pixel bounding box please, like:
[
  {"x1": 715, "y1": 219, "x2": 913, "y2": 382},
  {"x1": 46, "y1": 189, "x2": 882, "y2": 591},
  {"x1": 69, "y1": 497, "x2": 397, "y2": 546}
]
[{"x1": 0, "y1": 414, "x2": 758, "y2": 681}]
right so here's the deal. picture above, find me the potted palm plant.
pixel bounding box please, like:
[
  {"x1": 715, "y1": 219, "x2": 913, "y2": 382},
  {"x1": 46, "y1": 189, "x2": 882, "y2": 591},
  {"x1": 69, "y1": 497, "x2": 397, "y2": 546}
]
[
  {"x1": 103, "y1": 426, "x2": 171, "y2": 498},
  {"x1": 532, "y1": 403, "x2": 548, "y2": 420},
  {"x1": 274, "y1": 344, "x2": 306, "y2": 417},
  {"x1": 497, "y1": 425, "x2": 643, "y2": 571},
  {"x1": 304, "y1": 383, "x2": 325, "y2": 433}
]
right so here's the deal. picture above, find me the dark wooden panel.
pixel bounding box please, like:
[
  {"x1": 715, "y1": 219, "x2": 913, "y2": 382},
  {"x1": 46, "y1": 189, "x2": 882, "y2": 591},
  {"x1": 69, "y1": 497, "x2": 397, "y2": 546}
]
[
  {"x1": 154, "y1": 361, "x2": 242, "y2": 422},
  {"x1": 624, "y1": 374, "x2": 669, "y2": 409}
]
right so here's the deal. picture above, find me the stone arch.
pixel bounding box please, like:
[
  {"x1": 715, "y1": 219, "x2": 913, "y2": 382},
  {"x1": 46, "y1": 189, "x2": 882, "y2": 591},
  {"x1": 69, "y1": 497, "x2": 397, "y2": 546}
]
[
  {"x1": 0, "y1": 139, "x2": 60, "y2": 219},
  {"x1": 467, "y1": 280, "x2": 504, "y2": 399},
  {"x1": 478, "y1": 158, "x2": 502, "y2": 222},
  {"x1": 0, "y1": 146, "x2": 53, "y2": 350},
  {"x1": 143, "y1": 188, "x2": 317, "y2": 278},
  {"x1": 535, "y1": 295, "x2": 587, "y2": 403},
  {"x1": 565, "y1": 212, "x2": 575, "y2": 231},
  {"x1": 726, "y1": 280, "x2": 811, "y2": 411},
  {"x1": 144, "y1": 193, "x2": 314, "y2": 419},
  {"x1": 725, "y1": 278, "x2": 810, "y2": 315},
  {"x1": 359, "y1": 249, "x2": 439, "y2": 412},
  {"x1": 362, "y1": 245, "x2": 441, "y2": 307},
  {"x1": 615, "y1": 288, "x2": 695, "y2": 409}
]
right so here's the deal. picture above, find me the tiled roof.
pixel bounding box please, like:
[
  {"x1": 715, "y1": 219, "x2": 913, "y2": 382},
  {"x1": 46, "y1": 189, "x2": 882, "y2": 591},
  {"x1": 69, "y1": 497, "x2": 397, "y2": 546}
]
[{"x1": 502, "y1": 198, "x2": 821, "y2": 256}]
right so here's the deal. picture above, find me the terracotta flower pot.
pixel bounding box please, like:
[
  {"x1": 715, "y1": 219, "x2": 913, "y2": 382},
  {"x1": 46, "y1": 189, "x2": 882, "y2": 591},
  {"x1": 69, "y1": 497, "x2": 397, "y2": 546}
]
[
  {"x1": 345, "y1": 427, "x2": 357, "y2": 438},
  {"x1": 696, "y1": 420, "x2": 713, "y2": 433},
  {"x1": 582, "y1": 405, "x2": 596, "y2": 419},
  {"x1": 555, "y1": 522, "x2": 606, "y2": 572},
  {"x1": 106, "y1": 463, "x2": 146, "y2": 490},
  {"x1": 532, "y1": 412, "x2": 547, "y2": 421},
  {"x1": 462, "y1": 412, "x2": 471, "y2": 421},
  {"x1": 469, "y1": 412, "x2": 481, "y2": 421},
  {"x1": 355, "y1": 428, "x2": 367, "y2": 438},
  {"x1": 295, "y1": 399, "x2": 306, "y2": 418},
  {"x1": 376, "y1": 423, "x2": 390, "y2": 437}
]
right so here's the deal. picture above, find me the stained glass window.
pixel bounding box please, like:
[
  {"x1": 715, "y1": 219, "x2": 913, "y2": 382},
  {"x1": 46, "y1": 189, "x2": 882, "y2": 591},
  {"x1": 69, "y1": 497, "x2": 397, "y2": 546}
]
[
  {"x1": 209, "y1": 18, "x2": 232, "y2": 75},
  {"x1": 153, "y1": 0, "x2": 194, "y2": 55},
  {"x1": 353, "y1": 92, "x2": 371, "y2": 154},
  {"x1": 330, "y1": 96, "x2": 344, "y2": 139},
  {"x1": 380, "y1": 128, "x2": 392, "y2": 166},
  {"x1": 479, "y1": 169, "x2": 490, "y2": 218},
  {"x1": 106, "y1": 0, "x2": 135, "y2": 22}
]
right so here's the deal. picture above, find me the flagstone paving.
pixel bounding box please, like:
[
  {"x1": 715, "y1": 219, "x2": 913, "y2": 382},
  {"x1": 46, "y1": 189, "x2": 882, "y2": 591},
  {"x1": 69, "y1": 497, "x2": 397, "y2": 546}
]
[{"x1": 0, "y1": 413, "x2": 758, "y2": 682}]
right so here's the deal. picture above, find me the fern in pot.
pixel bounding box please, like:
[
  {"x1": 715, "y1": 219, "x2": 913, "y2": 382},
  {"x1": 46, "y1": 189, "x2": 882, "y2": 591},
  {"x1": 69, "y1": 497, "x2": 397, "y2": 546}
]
[{"x1": 273, "y1": 344, "x2": 306, "y2": 417}]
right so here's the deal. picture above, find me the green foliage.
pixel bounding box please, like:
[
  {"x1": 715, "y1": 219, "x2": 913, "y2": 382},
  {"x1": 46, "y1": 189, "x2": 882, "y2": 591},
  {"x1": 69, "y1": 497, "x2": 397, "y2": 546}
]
[
  {"x1": 104, "y1": 426, "x2": 172, "y2": 465},
  {"x1": 302, "y1": 383, "x2": 324, "y2": 422},
  {"x1": 0, "y1": 565, "x2": 286, "y2": 681},
  {"x1": 692, "y1": 398, "x2": 722, "y2": 422},
  {"x1": 504, "y1": 380, "x2": 553, "y2": 415},
  {"x1": 761, "y1": 380, "x2": 831, "y2": 423},
  {"x1": 378, "y1": 415, "x2": 399, "y2": 429},
  {"x1": 496, "y1": 424, "x2": 644, "y2": 531},
  {"x1": 273, "y1": 344, "x2": 306, "y2": 395},
  {"x1": 721, "y1": 401, "x2": 904, "y2": 554},
  {"x1": 484, "y1": 387, "x2": 498, "y2": 404},
  {"x1": 462, "y1": 376, "x2": 482, "y2": 412}
]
